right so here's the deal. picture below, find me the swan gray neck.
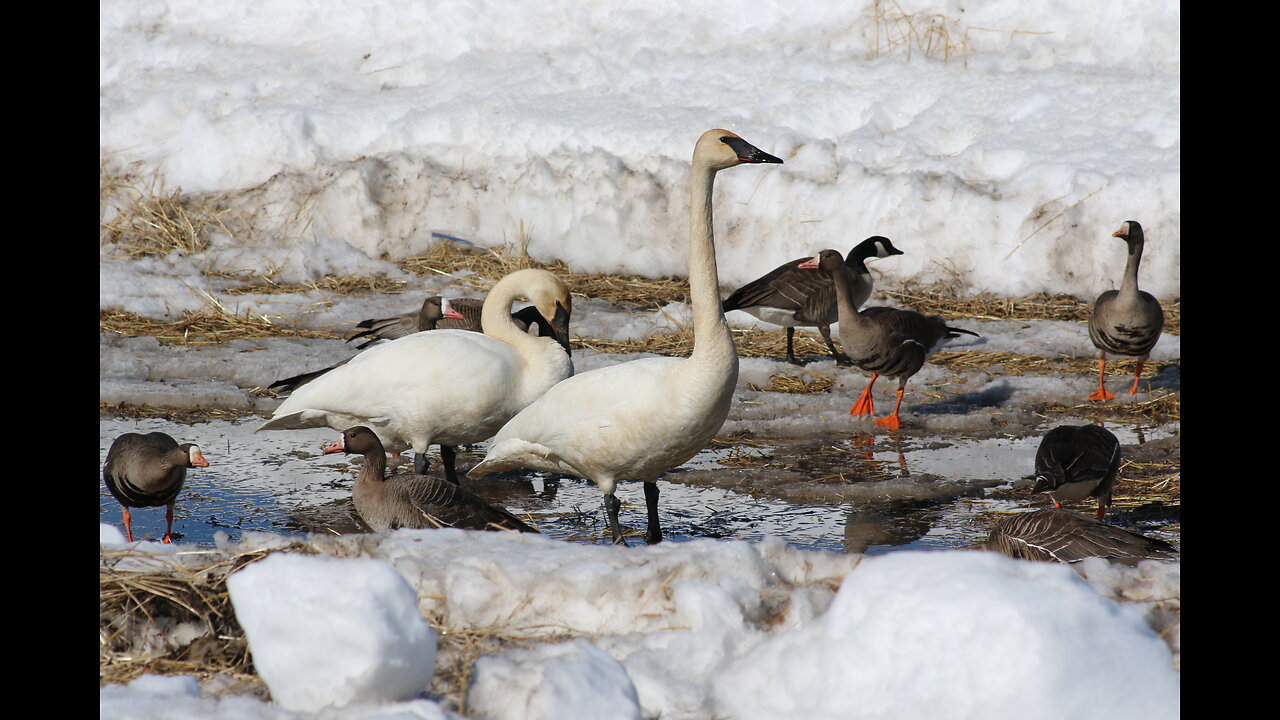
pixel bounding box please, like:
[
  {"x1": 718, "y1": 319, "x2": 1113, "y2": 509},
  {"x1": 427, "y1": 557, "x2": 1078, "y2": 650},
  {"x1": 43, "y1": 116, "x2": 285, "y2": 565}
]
[{"x1": 687, "y1": 156, "x2": 735, "y2": 366}]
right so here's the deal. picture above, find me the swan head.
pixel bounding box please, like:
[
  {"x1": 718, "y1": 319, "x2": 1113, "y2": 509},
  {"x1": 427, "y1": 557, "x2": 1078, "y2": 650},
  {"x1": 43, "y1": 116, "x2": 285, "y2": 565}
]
[
  {"x1": 694, "y1": 129, "x2": 783, "y2": 171},
  {"x1": 489, "y1": 268, "x2": 574, "y2": 353}
]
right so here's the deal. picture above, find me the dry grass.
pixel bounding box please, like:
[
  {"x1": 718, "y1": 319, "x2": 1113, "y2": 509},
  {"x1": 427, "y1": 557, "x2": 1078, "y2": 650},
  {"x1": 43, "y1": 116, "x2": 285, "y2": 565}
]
[
  {"x1": 99, "y1": 545, "x2": 289, "y2": 689},
  {"x1": 100, "y1": 163, "x2": 241, "y2": 258},
  {"x1": 100, "y1": 308, "x2": 344, "y2": 345}
]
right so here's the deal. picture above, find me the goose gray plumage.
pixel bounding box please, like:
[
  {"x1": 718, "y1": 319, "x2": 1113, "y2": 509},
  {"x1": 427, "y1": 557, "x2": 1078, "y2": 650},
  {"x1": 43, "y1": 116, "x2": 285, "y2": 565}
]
[
  {"x1": 467, "y1": 129, "x2": 783, "y2": 545},
  {"x1": 323, "y1": 426, "x2": 537, "y2": 533},
  {"x1": 800, "y1": 248, "x2": 979, "y2": 430},
  {"x1": 271, "y1": 297, "x2": 466, "y2": 394},
  {"x1": 1032, "y1": 424, "x2": 1120, "y2": 520},
  {"x1": 721, "y1": 236, "x2": 903, "y2": 365},
  {"x1": 258, "y1": 267, "x2": 574, "y2": 484},
  {"x1": 1087, "y1": 220, "x2": 1164, "y2": 401},
  {"x1": 974, "y1": 509, "x2": 1176, "y2": 564},
  {"x1": 347, "y1": 296, "x2": 548, "y2": 349},
  {"x1": 103, "y1": 432, "x2": 209, "y2": 543}
]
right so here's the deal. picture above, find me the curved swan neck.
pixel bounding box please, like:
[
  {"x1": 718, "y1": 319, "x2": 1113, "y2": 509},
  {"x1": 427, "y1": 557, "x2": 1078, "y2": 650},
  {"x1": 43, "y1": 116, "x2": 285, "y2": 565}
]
[
  {"x1": 688, "y1": 155, "x2": 735, "y2": 365},
  {"x1": 481, "y1": 277, "x2": 539, "y2": 351}
]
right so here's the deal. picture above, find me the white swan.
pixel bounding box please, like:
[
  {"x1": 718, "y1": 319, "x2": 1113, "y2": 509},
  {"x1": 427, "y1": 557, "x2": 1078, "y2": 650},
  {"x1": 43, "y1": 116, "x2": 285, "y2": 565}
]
[
  {"x1": 258, "y1": 268, "x2": 574, "y2": 483},
  {"x1": 467, "y1": 129, "x2": 783, "y2": 544}
]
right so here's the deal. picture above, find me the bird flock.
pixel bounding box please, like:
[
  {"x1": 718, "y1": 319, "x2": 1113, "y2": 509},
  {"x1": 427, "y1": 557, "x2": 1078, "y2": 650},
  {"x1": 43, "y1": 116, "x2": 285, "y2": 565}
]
[{"x1": 102, "y1": 129, "x2": 1173, "y2": 563}]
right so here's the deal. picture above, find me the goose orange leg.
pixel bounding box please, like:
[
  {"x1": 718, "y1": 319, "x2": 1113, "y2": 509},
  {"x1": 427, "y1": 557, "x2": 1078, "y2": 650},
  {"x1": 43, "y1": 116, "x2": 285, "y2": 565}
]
[
  {"x1": 121, "y1": 506, "x2": 135, "y2": 542},
  {"x1": 1088, "y1": 359, "x2": 1115, "y2": 402},
  {"x1": 874, "y1": 388, "x2": 906, "y2": 430},
  {"x1": 163, "y1": 504, "x2": 175, "y2": 544},
  {"x1": 850, "y1": 374, "x2": 879, "y2": 416},
  {"x1": 1126, "y1": 361, "x2": 1146, "y2": 395}
]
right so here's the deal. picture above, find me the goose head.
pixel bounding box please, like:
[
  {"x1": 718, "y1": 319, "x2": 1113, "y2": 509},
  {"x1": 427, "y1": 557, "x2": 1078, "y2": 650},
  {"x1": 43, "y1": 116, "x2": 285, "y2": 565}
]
[
  {"x1": 798, "y1": 248, "x2": 846, "y2": 274},
  {"x1": 179, "y1": 443, "x2": 210, "y2": 468},
  {"x1": 322, "y1": 425, "x2": 382, "y2": 456},
  {"x1": 1112, "y1": 220, "x2": 1144, "y2": 245},
  {"x1": 853, "y1": 236, "x2": 904, "y2": 262},
  {"x1": 419, "y1": 297, "x2": 466, "y2": 329},
  {"x1": 694, "y1": 129, "x2": 784, "y2": 171}
]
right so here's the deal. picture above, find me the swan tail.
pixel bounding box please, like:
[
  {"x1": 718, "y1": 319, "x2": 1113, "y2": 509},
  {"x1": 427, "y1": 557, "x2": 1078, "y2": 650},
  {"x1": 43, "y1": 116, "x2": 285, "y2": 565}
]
[{"x1": 468, "y1": 438, "x2": 569, "y2": 479}]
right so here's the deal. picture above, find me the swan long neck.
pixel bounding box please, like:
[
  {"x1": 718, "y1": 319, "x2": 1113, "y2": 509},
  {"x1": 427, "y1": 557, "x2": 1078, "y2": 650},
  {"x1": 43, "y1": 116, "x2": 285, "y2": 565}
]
[
  {"x1": 687, "y1": 158, "x2": 736, "y2": 366},
  {"x1": 481, "y1": 279, "x2": 537, "y2": 353}
]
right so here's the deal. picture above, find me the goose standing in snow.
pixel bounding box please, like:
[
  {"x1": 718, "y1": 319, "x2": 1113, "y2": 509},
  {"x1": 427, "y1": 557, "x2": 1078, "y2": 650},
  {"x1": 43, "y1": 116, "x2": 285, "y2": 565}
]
[
  {"x1": 1087, "y1": 220, "x2": 1164, "y2": 401},
  {"x1": 1032, "y1": 423, "x2": 1121, "y2": 520},
  {"x1": 323, "y1": 426, "x2": 537, "y2": 533},
  {"x1": 973, "y1": 509, "x2": 1175, "y2": 564},
  {"x1": 800, "y1": 248, "x2": 978, "y2": 430},
  {"x1": 721, "y1": 236, "x2": 903, "y2": 365},
  {"x1": 467, "y1": 129, "x2": 783, "y2": 545},
  {"x1": 103, "y1": 432, "x2": 209, "y2": 543},
  {"x1": 258, "y1": 268, "x2": 574, "y2": 483}
]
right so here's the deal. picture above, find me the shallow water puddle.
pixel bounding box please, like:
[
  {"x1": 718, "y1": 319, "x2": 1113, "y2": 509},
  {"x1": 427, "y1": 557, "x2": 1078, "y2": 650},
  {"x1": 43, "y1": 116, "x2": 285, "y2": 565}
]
[{"x1": 100, "y1": 416, "x2": 1178, "y2": 555}]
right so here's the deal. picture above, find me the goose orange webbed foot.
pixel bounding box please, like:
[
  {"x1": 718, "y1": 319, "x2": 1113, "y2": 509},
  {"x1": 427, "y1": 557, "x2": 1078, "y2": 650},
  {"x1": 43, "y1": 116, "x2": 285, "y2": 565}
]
[
  {"x1": 874, "y1": 414, "x2": 901, "y2": 431},
  {"x1": 1087, "y1": 387, "x2": 1115, "y2": 402}
]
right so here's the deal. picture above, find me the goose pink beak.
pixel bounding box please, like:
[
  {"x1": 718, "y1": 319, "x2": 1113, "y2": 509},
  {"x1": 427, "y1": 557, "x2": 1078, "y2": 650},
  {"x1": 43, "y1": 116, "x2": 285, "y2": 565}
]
[
  {"x1": 441, "y1": 299, "x2": 465, "y2": 320},
  {"x1": 322, "y1": 438, "x2": 345, "y2": 454},
  {"x1": 798, "y1": 255, "x2": 821, "y2": 269},
  {"x1": 191, "y1": 451, "x2": 210, "y2": 468}
]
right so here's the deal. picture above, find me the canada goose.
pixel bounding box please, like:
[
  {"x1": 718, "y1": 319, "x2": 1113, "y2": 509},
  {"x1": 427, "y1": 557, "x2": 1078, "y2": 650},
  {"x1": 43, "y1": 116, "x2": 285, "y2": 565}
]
[
  {"x1": 323, "y1": 426, "x2": 537, "y2": 533},
  {"x1": 103, "y1": 432, "x2": 209, "y2": 543},
  {"x1": 1087, "y1": 220, "x2": 1164, "y2": 401},
  {"x1": 974, "y1": 509, "x2": 1175, "y2": 564},
  {"x1": 721, "y1": 236, "x2": 903, "y2": 365},
  {"x1": 1032, "y1": 424, "x2": 1120, "y2": 520},
  {"x1": 467, "y1": 129, "x2": 783, "y2": 545},
  {"x1": 347, "y1": 296, "x2": 548, "y2": 349},
  {"x1": 258, "y1": 268, "x2": 574, "y2": 483},
  {"x1": 800, "y1": 248, "x2": 978, "y2": 430}
]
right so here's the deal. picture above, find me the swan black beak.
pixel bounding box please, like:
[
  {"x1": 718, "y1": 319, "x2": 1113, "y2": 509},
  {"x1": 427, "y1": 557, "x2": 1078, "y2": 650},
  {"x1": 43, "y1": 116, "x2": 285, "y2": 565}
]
[
  {"x1": 720, "y1": 136, "x2": 783, "y2": 164},
  {"x1": 549, "y1": 301, "x2": 572, "y2": 355}
]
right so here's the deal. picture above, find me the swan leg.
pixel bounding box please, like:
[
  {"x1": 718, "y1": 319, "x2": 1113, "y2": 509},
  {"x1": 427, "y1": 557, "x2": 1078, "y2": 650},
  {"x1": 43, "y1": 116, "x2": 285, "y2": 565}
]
[
  {"x1": 643, "y1": 481, "x2": 663, "y2": 544},
  {"x1": 850, "y1": 374, "x2": 879, "y2": 416},
  {"x1": 604, "y1": 493, "x2": 627, "y2": 546},
  {"x1": 163, "y1": 504, "x2": 175, "y2": 544},
  {"x1": 413, "y1": 452, "x2": 430, "y2": 475},
  {"x1": 785, "y1": 328, "x2": 801, "y2": 365},
  {"x1": 121, "y1": 505, "x2": 135, "y2": 542},
  {"x1": 874, "y1": 387, "x2": 905, "y2": 430},
  {"x1": 1088, "y1": 358, "x2": 1116, "y2": 402},
  {"x1": 440, "y1": 445, "x2": 460, "y2": 484},
  {"x1": 819, "y1": 325, "x2": 853, "y2": 366},
  {"x1": 1127, "y1": 359, "x2": 1147, "y2": 395}
]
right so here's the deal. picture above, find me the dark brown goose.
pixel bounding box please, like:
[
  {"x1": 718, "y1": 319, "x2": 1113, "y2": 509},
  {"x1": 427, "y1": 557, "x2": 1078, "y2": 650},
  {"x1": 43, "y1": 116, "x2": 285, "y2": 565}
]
[
  {"x1": 721, "y1": 236, "x2": 903, "y2": 365},
  {"x1": 974, "y1": 509, "x2": 1176, "y2": 564},
  {"x1": 1087, "y1": 220, "x2": 1164, "y2": 401},
  {"x1": 323, "y1": 425, "x2": 538, "y2": 534},
  {"x1": 347, "y1": 297, "x2": 547, "y2": 349},
  {"x1": 800, "y1": 248, "x2": 978, "y2": 430},
  {"x1": 103, "y1": 432, "x2": 209, "y2": 543},
  {"x1": 1032, "y1": 424, "x2": 1120, "y2": 520},
  {"x1": 270, "y1": 297, "x2": 463, "y2": 394}
]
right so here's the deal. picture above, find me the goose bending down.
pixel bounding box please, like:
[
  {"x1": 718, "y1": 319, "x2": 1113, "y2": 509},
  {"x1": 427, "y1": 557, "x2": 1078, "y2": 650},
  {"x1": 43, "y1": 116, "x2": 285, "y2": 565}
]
[
  {"x1": 258, "y1": 268, "x2": 574, "y2": 483},
  {"x1": 347, "y1": 296, "x2": 547, "y2": 349},
  {"x1": 271, "y1": 297, "x2": 466, "y2": 393},
  {"x1": 1087, "y1": 220, "x2": 1164, "y2": 402},
  {"x1": 721, "y1": 236, "x2": 903, "y2": 366},
  {"x1": 800, "y1": 248, "x2": 979, "y2": 430},
  {"x1": 323, "y1": 426, "x2": 537, "y2": 533},
  {"x1": 974, "y1": 509, "x2": 1175, "y2": 564},
  {"x1": 103, "y1": 432, "x2": 209, "y2": 543},
  {"x1": 1032, "y1": 424, "x2": 1121, "y2": 520},
  {"x1": 467, "y1": 129, "x2": 783, "y2": 545}
]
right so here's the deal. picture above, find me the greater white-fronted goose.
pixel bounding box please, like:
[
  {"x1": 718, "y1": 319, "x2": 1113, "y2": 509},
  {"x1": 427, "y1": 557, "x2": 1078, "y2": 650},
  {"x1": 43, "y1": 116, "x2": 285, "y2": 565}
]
[
  {"x1": 974, "y1": 509, "x2": 1176, "y2": 564},
  {"x1": 258, "y1": 268, "x2": 574, "y2": 484},
  {"x1": 721, "y1": 236, "x2": 903, "y2": 365},
  {"x1": 1032, "y1": 423, "x2": 1120, "y2": 520},
  {"x1": 102, "y1": 432, "x2": 209, "y2": 543},
  {"x1": 271, "y1": 297, "x2": 466, "y2": 393},
  {"x1": 468, "y1": 129, "x2": 783, "y2": 545},
  {"x1": 323, "y1": 426, "x2": 537, "y2": 533},
  {"x1": 347, "y1": 297, "x2": 547, "y2": 349},
  {"x1": 800, "y1": 248, "x2": 979, "y2": 430},
  {"x1": 1087, "y1": 220, "x2": 1164, "y2": 401}
]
